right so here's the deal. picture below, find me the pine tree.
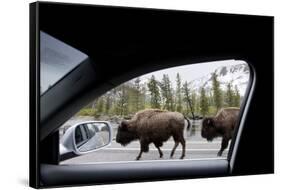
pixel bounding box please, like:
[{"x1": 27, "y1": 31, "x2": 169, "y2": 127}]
[
  {"x1": 191, "y1": 91, "x2": 198, "y2": 116},
  {"x1": 140, "y1": 85, "x2": 146, "y2": 110},
  {"x1": 110, "y1": 87, "x2": 118, "y2": 115},
  {"x1": 212, "y1": 72, "x2": 223, "y2": 111},
  {"x1": 116, "y1": 84, "x2": 129, "y2": 116},
  {"x1": 127, "y1": 86, "x2": 135, "y2": 114},
  {"x1": 225, "y1": 82, "x2": 235, "y2": 107},
  {"x1": 176, "y1": 73, "x2": 183, "y2": 113},
  {"x1": 147, "y1": 75, "x2": 161, "y2": 109},
  {"x1": 233, "y1": 85, "x2": 241, "y2": 107},
  {"x1": 160, "y1": 74, "x2": 174, "y2": 111},
  {"x1": 134, "y1": 78, "x2": 142, "y2": 111},
  {"x1": 182, "y1": 81, "x2": 195, "y2": 119},
  {"x1": 200, "y1": 87, "x2": 209, "y2": 117},
  {"x1": 160, "y1": 74, "x2": 168, "y2": 109},
  {"x1": 127, "y1": 81, "x2": 139, "y2": 114}
]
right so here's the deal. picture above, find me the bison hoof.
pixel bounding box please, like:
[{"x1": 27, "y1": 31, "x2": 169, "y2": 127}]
[
  {"x1": 135, "y1": 156, "x2": 141, "y2": 160},
  {"x1": 159, "y1": 154, "x2": 163, "y2": 158},
  {"x1": 180, "y1": 155, "x2": 185, "y2": 159},
  {"x1": 217, "y1": 151, "x2": 222, "y2": 157}
]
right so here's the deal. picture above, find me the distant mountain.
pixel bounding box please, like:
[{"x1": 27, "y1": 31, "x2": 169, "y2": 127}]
[{"x1": 188, "y1": 63, "x2": 250, "y2": 95}]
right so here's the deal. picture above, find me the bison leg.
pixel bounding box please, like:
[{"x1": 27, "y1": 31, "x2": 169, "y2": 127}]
[
  {"x1": 136, "y1": 139, "x2": 149, "y2": 160},
  {"x1": 170, "y1": 141, "x2": 179, "y2": 158},
  {"x1": 218, "y1": 137, "x2": 229, "y2": 156},
  {"x1": 136, "y1": 150, "x2": 143, "y2": 160},
  {"x1": 154, "y1": 143, "x2": 163, "y2": 158},
  {"x1": 179, "y1": 137, "x2": 186, "y2": 159}
]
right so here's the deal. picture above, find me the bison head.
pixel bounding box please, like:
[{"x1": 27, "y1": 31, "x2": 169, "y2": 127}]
[
  {"x1": 201, "y1": 117, "x2": 217, "y2": 142},
  {"x1": 116, "y1": 120, "x2": 138, "y2": 146}
]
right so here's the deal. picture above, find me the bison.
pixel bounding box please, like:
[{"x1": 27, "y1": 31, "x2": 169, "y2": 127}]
[
  {"x1": 201, "y1": 107, "x2": 239, "y2": 156},
  {"x1": 116, "y1": 109, "x2": 190, "y2": 160}
]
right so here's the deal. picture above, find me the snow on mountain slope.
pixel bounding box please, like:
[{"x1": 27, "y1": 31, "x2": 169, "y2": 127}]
[{"x1": 188, "y1": 63, "x2": 250, "y2": 95}]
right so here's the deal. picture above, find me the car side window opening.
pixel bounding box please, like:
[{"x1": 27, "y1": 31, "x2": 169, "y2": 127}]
[{"x1": 60, "y1": 59, "x2": 251, "y2": 164}]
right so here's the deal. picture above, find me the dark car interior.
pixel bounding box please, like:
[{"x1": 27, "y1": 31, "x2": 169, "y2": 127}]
[{"x1": 30, "y1": 2, "x2": 273, "y2": 188}]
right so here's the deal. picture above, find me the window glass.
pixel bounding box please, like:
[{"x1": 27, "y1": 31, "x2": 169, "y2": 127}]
[
  {"x1": 75, "y1": 126, "x2": 84, "y2": 146},
  {"x1": 82, "y1": 125, "x2": 89, "y2": 139},
  {"x1": 40, "y1": 31, "x2": 88, "y2": 94},
  {"x1": 86, "y1": 123, "x2": 96, "y2": 138},
  {"x1": 60, "y1": 59, "x2": 250, "y2": 164}
]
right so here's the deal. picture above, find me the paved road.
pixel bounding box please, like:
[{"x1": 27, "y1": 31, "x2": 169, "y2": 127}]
[
  {"x1": 61, "y1": 138, "x2": 228, "y2": 165},
  {"x1": 60, "y1": 118, "x2": 229, "y2": 165}
]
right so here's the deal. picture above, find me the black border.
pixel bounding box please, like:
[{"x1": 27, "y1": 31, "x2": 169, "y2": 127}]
[
  {"x1": 30, "y1": 2, "x2": 40, "y2": 188},
  {"x1": 30, "y1": 1, "x2": 274, "y2": 188}
]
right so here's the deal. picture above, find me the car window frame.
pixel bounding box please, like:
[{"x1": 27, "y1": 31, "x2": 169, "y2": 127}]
[
  {"x1": 227, "y1": 62, "x2": 256, "y2": 171},
  {"x1": 39, "y1": 57, "x2": 255, "y2": 187}
]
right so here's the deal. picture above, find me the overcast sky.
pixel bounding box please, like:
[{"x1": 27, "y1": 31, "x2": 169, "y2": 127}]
[{"x1": 138, "y1": 59, "x2": 246, "y2": 87}]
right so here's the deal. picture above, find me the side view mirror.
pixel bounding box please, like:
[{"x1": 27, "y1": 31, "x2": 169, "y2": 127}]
[{"x1": 60, "y1": 121, "x2": 112, "y2": 158}]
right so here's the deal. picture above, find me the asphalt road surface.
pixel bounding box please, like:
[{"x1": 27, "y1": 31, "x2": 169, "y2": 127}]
[{"x1": 61, "y1": 132, "x2": 228, "y2": 165}]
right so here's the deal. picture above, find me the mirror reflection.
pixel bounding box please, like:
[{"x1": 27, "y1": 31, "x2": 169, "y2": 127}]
[{"x1": 74, "y1": 122, "x2": 110, "y2": 152}]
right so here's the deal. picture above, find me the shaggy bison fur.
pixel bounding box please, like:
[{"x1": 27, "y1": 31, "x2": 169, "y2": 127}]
[
  {"x1": 201, "y1": 107, "x2": 240, "y2": 156},
  {"x1": 116, "y1": 109, "x2": 189, "y2": 160}
]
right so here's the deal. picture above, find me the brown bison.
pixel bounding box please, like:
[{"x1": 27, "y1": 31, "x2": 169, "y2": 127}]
[
  {"x1": 116, "y1": 109, "x2": 190, "y2": 160},
  {"x1": 201, "y1": 107, "x2": 240, "y2": 156}
]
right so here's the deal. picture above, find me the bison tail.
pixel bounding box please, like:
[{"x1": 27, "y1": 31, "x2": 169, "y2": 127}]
[{"x1": 184, "y1": 116, "x2": 191, "y2": 131}]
